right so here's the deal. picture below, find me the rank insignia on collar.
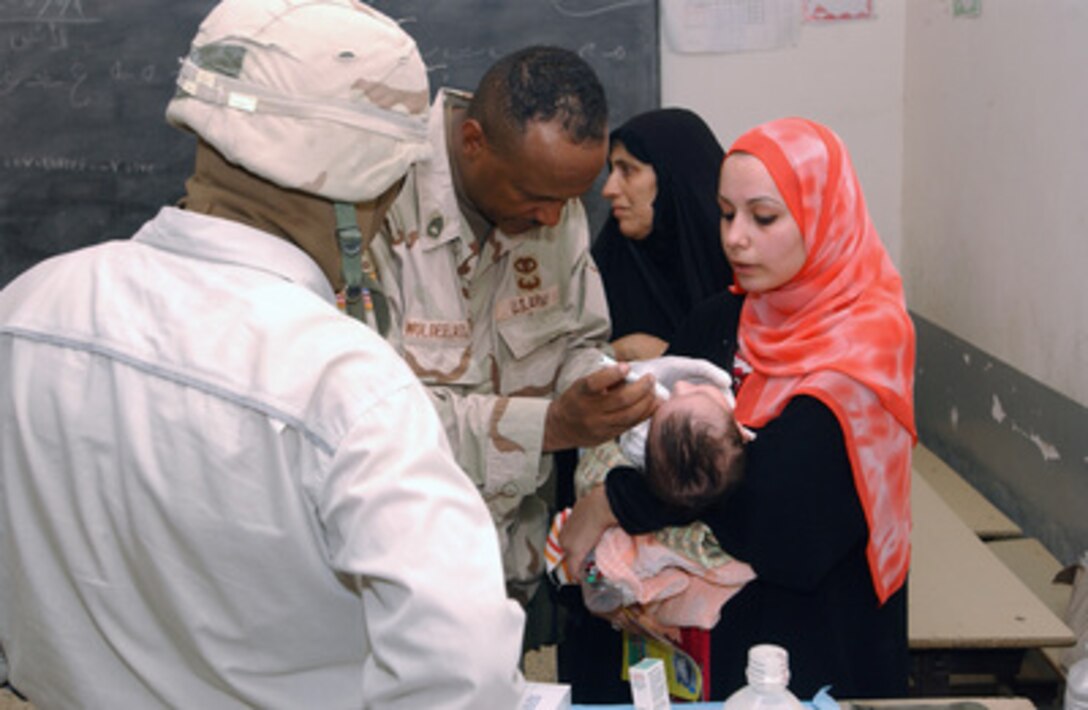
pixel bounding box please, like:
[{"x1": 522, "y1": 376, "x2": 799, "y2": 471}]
[{"x1": 426, "y1": 214, "x2": 444, "y2": 238}]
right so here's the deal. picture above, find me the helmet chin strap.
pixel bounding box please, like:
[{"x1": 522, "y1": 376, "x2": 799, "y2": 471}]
[{"x1": 334, "y1": 202, "x2": 391, "y2": 336}]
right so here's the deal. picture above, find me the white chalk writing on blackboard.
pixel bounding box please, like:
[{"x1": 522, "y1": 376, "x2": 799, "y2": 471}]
[
  {"x1": 0, "y1": 0, "x2": 138, "y2": 107},
  {"x1": 0, "y1": 0, "x2": 93, "y2": 22},
  {"x1": 1, "y1": 155, "x2": 159, "y2": 174},
  {"x1": 0, "y1": 58, "x2": 163, "y2": 107},
  {"x1": 0, "y1": 61, "x2": 88, "y2": 105},
  {"x1": 548, "y1": 0, "x2": 653, "y2": 19},
  {"x1": 0, "y1": 0, "x2": 101, "y2": 51}
]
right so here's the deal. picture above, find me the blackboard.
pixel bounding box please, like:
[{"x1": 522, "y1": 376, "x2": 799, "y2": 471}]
[{"x1": 1, "y1": 0, "x2": 660, "y2": 288}]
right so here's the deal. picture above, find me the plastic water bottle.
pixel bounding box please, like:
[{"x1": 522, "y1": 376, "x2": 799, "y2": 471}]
[
  {"x1": 1067, "y1": 643, "x2": 1088, "y2": 710},
  {"x1": 721, "y1": 644, "x2": 805, "y2": 710},
  {"x1": 580, "y1": 552, "x2": 626, "y2": 614}
]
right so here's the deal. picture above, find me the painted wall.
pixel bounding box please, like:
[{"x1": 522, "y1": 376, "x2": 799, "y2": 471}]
[
  {"x1": 902, "y1": 0, "x2": 1088, "y2": 408},
  {"x1": 659, "y1": 2, "x2": 906, "y2": 265},
  {"x1": 901, "y1": 0, "x2": 1088, "y2": 563}
]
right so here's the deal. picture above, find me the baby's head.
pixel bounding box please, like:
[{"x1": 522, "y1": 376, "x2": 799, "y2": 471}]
[{"x1": 643, "y1": 381, "x2": 747, "y2": 516}]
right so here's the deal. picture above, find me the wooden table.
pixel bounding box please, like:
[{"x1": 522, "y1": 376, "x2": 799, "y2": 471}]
[
  {"x1": 571, "y1": 698, "x2": 1036, "y2": 710},
  {"x1": 912, "y1": 446, "x2": 1022, "y2": 540},
  {"x1": 908, "y1": 472, "x2": 1074, "y2": 694},
  {"x1": 986, "y1": 536, "x2": 1073, "y2": 674},
  {"x1": 842, "y1": 699, "x2": 1034, "y2": 710},
  {"x1": 841, "y1": 699, "x2": 1034, "y2": 710}
]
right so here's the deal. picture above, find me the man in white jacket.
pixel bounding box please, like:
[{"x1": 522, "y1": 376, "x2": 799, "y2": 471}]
[{"x1": 0, "y1": 1, "x2": 524, "y2": 708}]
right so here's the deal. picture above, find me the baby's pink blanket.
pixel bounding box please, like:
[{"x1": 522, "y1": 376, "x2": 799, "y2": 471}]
[
  {"x1": 546, "y1": 510, "x2": 756, "y2": 629},
  {"x1": 594, "y1": 526, "x2": 755, "y2": 629}
]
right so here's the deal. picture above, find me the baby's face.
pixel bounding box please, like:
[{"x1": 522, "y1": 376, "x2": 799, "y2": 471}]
[{"x1": 654, "y1": 381, "x2": 734, "y2": 431}]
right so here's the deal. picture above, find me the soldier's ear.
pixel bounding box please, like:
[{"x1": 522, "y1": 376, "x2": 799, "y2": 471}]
[{"x1": 460, "y1": 118, "x2": 487, "y2": 161}]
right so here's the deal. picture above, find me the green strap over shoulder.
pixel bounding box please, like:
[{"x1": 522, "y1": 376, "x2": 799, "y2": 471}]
[{"x1": 334, "y1": 202, "x2": 391, "y2": 336}]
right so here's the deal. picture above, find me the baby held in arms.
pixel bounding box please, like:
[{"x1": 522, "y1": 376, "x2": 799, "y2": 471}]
[{"x1": 547, "y1": 355, "x2": 756, "y2": 631}]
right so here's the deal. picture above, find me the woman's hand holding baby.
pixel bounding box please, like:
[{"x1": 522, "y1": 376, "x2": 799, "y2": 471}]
[{"x1": 558, "y1": 485, "x2": 617, "y2": 582}]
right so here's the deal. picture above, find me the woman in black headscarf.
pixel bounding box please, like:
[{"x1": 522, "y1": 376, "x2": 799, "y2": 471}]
[
  {"x1": 555, "y1": 108, "x2": 742, "y2": 700},
  {"x1": 592, "y1": 107, "x2": 738, "y2": 361}
]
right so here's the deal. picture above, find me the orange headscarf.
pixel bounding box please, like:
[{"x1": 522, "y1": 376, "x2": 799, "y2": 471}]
[{"x1": 727, "y1": 118, "x2": 916, "y2": 604}]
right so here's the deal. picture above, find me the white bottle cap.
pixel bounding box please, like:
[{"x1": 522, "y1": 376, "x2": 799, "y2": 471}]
[{"x1": 746, "y1": 644, "x2": 790, "y2": 687}]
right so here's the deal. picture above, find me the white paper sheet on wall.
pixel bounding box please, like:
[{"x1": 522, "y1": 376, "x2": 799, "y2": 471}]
[{"x1": 661, "y1": 0, "x2": 802, "y2": 54}]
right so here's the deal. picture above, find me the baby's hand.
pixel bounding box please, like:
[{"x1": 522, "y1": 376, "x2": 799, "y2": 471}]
[{"x1": 604, "y1": 604, "x2": 682, "y2": 645}]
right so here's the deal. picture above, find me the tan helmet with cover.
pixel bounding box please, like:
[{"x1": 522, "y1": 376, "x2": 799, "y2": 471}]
[{"x1": 166, "y1": 0, "x2": 431, "y2": 203}]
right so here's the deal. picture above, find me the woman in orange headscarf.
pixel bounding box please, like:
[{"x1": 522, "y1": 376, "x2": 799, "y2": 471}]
[{"x1": 559, "y1": 117, "x2": 915, "y2": 701}]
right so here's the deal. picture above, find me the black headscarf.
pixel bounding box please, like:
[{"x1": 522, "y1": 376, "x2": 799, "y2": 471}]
[{"x1": 592, "y1": 108, "x2": 734, "y2": 342}]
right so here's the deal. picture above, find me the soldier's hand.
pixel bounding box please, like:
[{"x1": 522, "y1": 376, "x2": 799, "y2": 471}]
[{"x1": 542, "y1": 362, "x2": 657, "y2": 452}]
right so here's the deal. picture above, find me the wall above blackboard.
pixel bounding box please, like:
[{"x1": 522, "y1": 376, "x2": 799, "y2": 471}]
[{"x1": 1, "y1": 0, "x2": 659, "y2": 288}]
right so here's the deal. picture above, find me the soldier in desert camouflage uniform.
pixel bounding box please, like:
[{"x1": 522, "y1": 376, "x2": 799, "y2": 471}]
[{"x1": 369, "y1": 47, "x2": 658, "y2": 620}]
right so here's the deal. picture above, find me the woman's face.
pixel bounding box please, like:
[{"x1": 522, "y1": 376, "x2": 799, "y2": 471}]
[
  {"x1": 601, "y1": 142, "x2": 657, "y2": 240},
  {"x1": 718, "y1": 153, "x2": 806, "y2": 293}
]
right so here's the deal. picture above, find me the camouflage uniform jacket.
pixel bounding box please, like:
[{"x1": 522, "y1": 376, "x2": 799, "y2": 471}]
[{"x1": 371, "y1": 89, "x2": 612, "y2": 596}]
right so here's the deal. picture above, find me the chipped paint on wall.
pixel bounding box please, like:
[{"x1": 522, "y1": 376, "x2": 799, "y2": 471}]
[
  {"x1": 1007, "y1": 424, "x2": 1061, "y2": 462},
  {"x1": 989, "y1": 392, "x2": 1059, "y2": 461},
  {"x1": 913, "y1": 313, "x2": 1088, "y2": 564}
]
